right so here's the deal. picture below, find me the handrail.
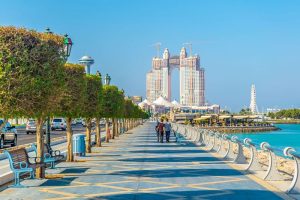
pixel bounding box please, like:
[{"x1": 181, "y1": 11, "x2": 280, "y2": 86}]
[
  {"x1": 284, "y1": 147, "x2": 300, "y2": 194},
  {"x1": 174, "y1": 123, "x2": 300, "y2": 195}
]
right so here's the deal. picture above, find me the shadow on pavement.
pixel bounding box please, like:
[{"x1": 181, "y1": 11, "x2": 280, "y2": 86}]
[
  {"x1": 118, "y1": 156, "x2": 220, "y2": 163},
  {"x1": 109, "y1": 168, "x2": 243, "y2": 178},
  {"x1": 61, "y1": 167, "x2": 90, "y2": 174},
  {"x1": 86, "y1": 189, "x2": 283, "y2": 200},
  {"x1": 40, "y1": 177, "x2": 77, "y2": 187},
  {"x1": 129, "y1": 149, "x2": 207, "y2": 154}
]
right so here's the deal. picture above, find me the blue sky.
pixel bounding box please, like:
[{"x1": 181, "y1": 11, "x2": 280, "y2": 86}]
[{"x1": 1, "y1": 0, "x2": 300, "y2": 111}]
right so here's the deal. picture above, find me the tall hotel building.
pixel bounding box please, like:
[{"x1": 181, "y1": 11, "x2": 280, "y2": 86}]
[{"x1": 146, "y1": 47, "x2": 205, "y2": 106}]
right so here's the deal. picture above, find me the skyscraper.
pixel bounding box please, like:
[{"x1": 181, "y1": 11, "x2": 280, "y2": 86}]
[
  {"x1": 146, "y1": 47, "x2": 205, "y2": 106},
  {"x1": 250, "y1": 84, "x2": 258, "y2": 113}
]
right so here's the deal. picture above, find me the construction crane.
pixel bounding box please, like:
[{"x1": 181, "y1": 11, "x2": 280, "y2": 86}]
[
  {"x1": 183, "y1": 42, "x2": 193, "y2": 57},
  {"x1": 151, "y1": 42, "x2": 161, "y2": 58}
]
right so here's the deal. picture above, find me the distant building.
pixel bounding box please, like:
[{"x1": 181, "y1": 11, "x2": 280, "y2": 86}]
[
  {"x1": 128, "y1": 96, "x2": 142, "y2": 105},
  {"x1": 266, "y1": 108, "x2": 281, "y2": 113},
  {"x1": 249, "y1": 84, "x2": 258, "y2": 113},
  {"x1": 146, "y1": 47, "x2": 205, "y2": 106}
]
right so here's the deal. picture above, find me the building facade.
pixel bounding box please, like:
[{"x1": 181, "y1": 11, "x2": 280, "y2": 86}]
[{"x1": 146, "y1": 47, "x2": 205, "y2": 106}]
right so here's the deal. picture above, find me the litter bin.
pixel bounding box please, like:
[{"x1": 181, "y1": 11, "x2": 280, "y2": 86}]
[{"x1": 73, "y1": 134, "x2": 86, "y2": 156}]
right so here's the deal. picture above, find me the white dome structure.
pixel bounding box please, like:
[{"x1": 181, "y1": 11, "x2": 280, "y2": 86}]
[
  {"x1": 79, "y1": 55, "x2": 94, "y2": 74},
  {"x1": 142, "y1": 99, "x2": 152, "y2": 105},
  {"x1": 153, "y1": 96, "x2": 173, "y2": 107},
  {"x1": 171, "y1": 100, "x2": 182, "y2": 108}
]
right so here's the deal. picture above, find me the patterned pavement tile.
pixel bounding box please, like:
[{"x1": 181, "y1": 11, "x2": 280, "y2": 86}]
[{"x1": 0, "y1": 122, "x2": 290, "y2": 200}]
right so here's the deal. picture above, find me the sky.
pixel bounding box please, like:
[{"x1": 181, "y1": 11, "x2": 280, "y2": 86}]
[{"x1": 1, "y1": 0, "x2": 300, "y2": 112}]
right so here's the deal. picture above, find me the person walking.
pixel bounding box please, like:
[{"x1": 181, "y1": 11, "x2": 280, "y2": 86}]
[
  {"x1": 155, "y1": 120, "x2": 160, "y2": 142},
  {"x1": 165, "y1": 119, "x2": 171, "y2": 142},
  {"x1": 157, "y1": 118, "x2": 165, "y2": 143}
]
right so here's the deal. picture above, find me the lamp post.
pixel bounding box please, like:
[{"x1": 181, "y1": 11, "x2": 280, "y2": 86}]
[
  {"x1": 104, "y1": 74, "x2": 111, "y2": 85},
  {"x1": 44, "y1": 28, "x2": 73, "y2": 148},
  {"x1": 96, "y1": 70, "x2": 101, "y2": 77},
  {"x1": 63, "y1": 34, "x2": 73, "y2": 60}
]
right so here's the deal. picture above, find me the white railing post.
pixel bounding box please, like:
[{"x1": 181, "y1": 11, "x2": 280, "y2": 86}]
[
  {"x1": 284, "y1": 147, "x2": 300, "y2": 194},
  {"x1": 244, "y1": 138, "x2": 262, "y2": 171},
  {"x1": 261, "y1": 142, "x2": 283, "y2": 181}
]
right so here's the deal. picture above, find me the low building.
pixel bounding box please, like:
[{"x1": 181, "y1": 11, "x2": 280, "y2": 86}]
[{"x1": 128, "y1": 96, "x2": 143, "y2": 105}]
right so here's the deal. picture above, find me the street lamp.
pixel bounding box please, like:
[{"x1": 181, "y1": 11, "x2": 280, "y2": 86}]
[
  {"x1": 45, "y1": 27, "x2": 53, "y2": 34},
  {"x1": 104, "y1": 74, "x2": 111, "y2": 85},
  {"x1": 63, "y1": 34, "x2": 73, "y2": 59},
  {"x1": 44, "y1": 28, "x2": 73, "y2": 149},
  {"x1": 96, "y1": 70, "x2": 101, "y2": 77}
]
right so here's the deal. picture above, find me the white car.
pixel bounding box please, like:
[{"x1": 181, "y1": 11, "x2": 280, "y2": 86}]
[
  {"x1": 26, "y1": 120, "x2": 46, "y2": 134},
  {"x1": 51, "y1": 118, "x2": 67, "y2": 131},
  {"x1": 0, "y1": 120, "x2": 17, "y2": 148}
]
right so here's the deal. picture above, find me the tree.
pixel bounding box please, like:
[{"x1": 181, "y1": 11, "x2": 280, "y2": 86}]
[
  {"x1": 82, "y1": 75, "x2": 102, "y2": 153},
  {"x1": 123, "y1": 99, "x2": 148, "y2": 130},
  {"x1": 239, "y1": 108, "x2": 251, "y2": 115},
  {"x1": 101, "y1": 85, "x2": 124, "y2": 141},
  {"x1": 94, "y1": 72, "x2": 103, "y2": 147},
  {"x1": 0, "y1": 27, "x2": 65, "y2": 178},
  {"x1": 114, "y1": 89, "x2": 124, "y2": 137},
  {"x1": 271, "y1": 109, "x2": 300, "y2": 119},
  {"x1": 58, "y1": 63, "x2": 86, "y2": 162}
]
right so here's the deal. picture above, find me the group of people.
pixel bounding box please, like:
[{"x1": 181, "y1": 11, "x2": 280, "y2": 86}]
[{"x1": 155, "y1": 118, "x2": 172, "y2": 143}]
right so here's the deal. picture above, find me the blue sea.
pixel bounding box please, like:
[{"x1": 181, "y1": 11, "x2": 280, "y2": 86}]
[{"x1": 231, "y1": 124, "x2": 300, "y2": 154}]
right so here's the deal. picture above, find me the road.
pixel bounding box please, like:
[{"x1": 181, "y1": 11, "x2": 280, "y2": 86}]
[{"x1": 10, "y1": 124, "x2": 87, "y2": 148}]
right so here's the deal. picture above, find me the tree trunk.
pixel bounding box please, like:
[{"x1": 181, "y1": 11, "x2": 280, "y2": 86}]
[
  {"x1": 111, "y1": 118, "x2": 115, "y2": 139},
  {"x1": 116, "y1": 119, "x2": 119, "y2": 137},
  {"x1": 36, "y1": 117, "x2": 45, "y2": 178},
  {"x1": 123, "y1": 119, "x2": 126, "y2": 133},
  {"x1": 85, "y1": 118, "x2": 92, "y2": 153},
  {"x1": 66, "y1": 117, "x2": 73, "y2": 162},
  {"x1": 105, "y1": 119, "x2": 110, "y2": 142},
  {"x1": 95, "y1": 117, "x2": 101, "y2": 147},
  {"x1": 120, "y1": 119, "x2": 124, "y2": 134}
]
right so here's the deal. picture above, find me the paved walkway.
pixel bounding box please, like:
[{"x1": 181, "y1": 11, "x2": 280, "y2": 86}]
[{"x1": 0, "y1": 122, "x2": 289, "y2": 199}]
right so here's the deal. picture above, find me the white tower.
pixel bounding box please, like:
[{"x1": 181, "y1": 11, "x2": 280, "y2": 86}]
[
  {"x1": 249, "y1": 84, "x2": 258, "y2": 113},
  {"x1": 79, "y1": 55, "x2": 94, "y2": 75}
]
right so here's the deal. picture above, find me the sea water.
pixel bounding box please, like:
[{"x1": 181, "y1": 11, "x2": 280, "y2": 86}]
[{"x1": 231, "y1": 124, "x2": 300, "y2": 153}]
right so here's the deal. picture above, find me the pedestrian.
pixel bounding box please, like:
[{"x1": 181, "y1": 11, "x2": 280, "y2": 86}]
[
  {"x1": 165, "y1": 118, "x2": 171, "y2": 142},
  {"x1": 155, "y1": 120, "x2": 160, "y2": 142},
  {"x1": 157, "y1": 118, "x2": 165, "y2": 143}
]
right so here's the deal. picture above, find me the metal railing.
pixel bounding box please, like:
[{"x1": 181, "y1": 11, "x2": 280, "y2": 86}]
[{"x1": 171, "y1": 123, "x2": 300, "y2": 194}]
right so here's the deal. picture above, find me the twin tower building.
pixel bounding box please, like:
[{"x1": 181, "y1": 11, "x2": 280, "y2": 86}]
[{"x1": 146, "y1": 47, "x2": 205, "y2": 106}]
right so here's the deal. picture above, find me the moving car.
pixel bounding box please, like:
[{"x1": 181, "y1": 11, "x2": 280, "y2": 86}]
[
  {"x1": 0, "y1": 120, "x2": 17, "y2": 148},
  {"x1": 51, "y1": 118, "x2": 67, "y2": 131},
  {"x1": 26, "y1": 120, "x2": 46, "y2": 134}
]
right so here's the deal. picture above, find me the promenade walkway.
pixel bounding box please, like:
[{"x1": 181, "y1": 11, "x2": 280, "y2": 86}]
[{"x1": 0, "y1": 122, "x2": 291, "y2": 199}]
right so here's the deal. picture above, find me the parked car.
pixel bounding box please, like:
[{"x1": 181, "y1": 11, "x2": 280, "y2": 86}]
[
  {"x1": 51, "y1": 118, "x2": 67, "y2": 131},
  {"x1": 75, "y1": 118, "x2": 84, "y2": 126},
  {"x1": 26, "y1": 120, "x2": 46, "y2": 134},
  {"x1": 71, "y1": 120, "x2": 77, "y2": 126},
  {"x1": 0, "y1": 120, "x2": 17, "y2": 148}
]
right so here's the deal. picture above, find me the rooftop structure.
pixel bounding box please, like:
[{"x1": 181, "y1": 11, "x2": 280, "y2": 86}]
[{"x1": 79, "y1": 55, "x2": 94, "y2": 74}]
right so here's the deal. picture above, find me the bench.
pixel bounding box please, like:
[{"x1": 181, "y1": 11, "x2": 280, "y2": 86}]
[
  {"x1": 31, "y1": 143, "x2": 64, "y2": 169},
  {"x1": 4, "y1": 148, "x2": 45, "y2": 187}
]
